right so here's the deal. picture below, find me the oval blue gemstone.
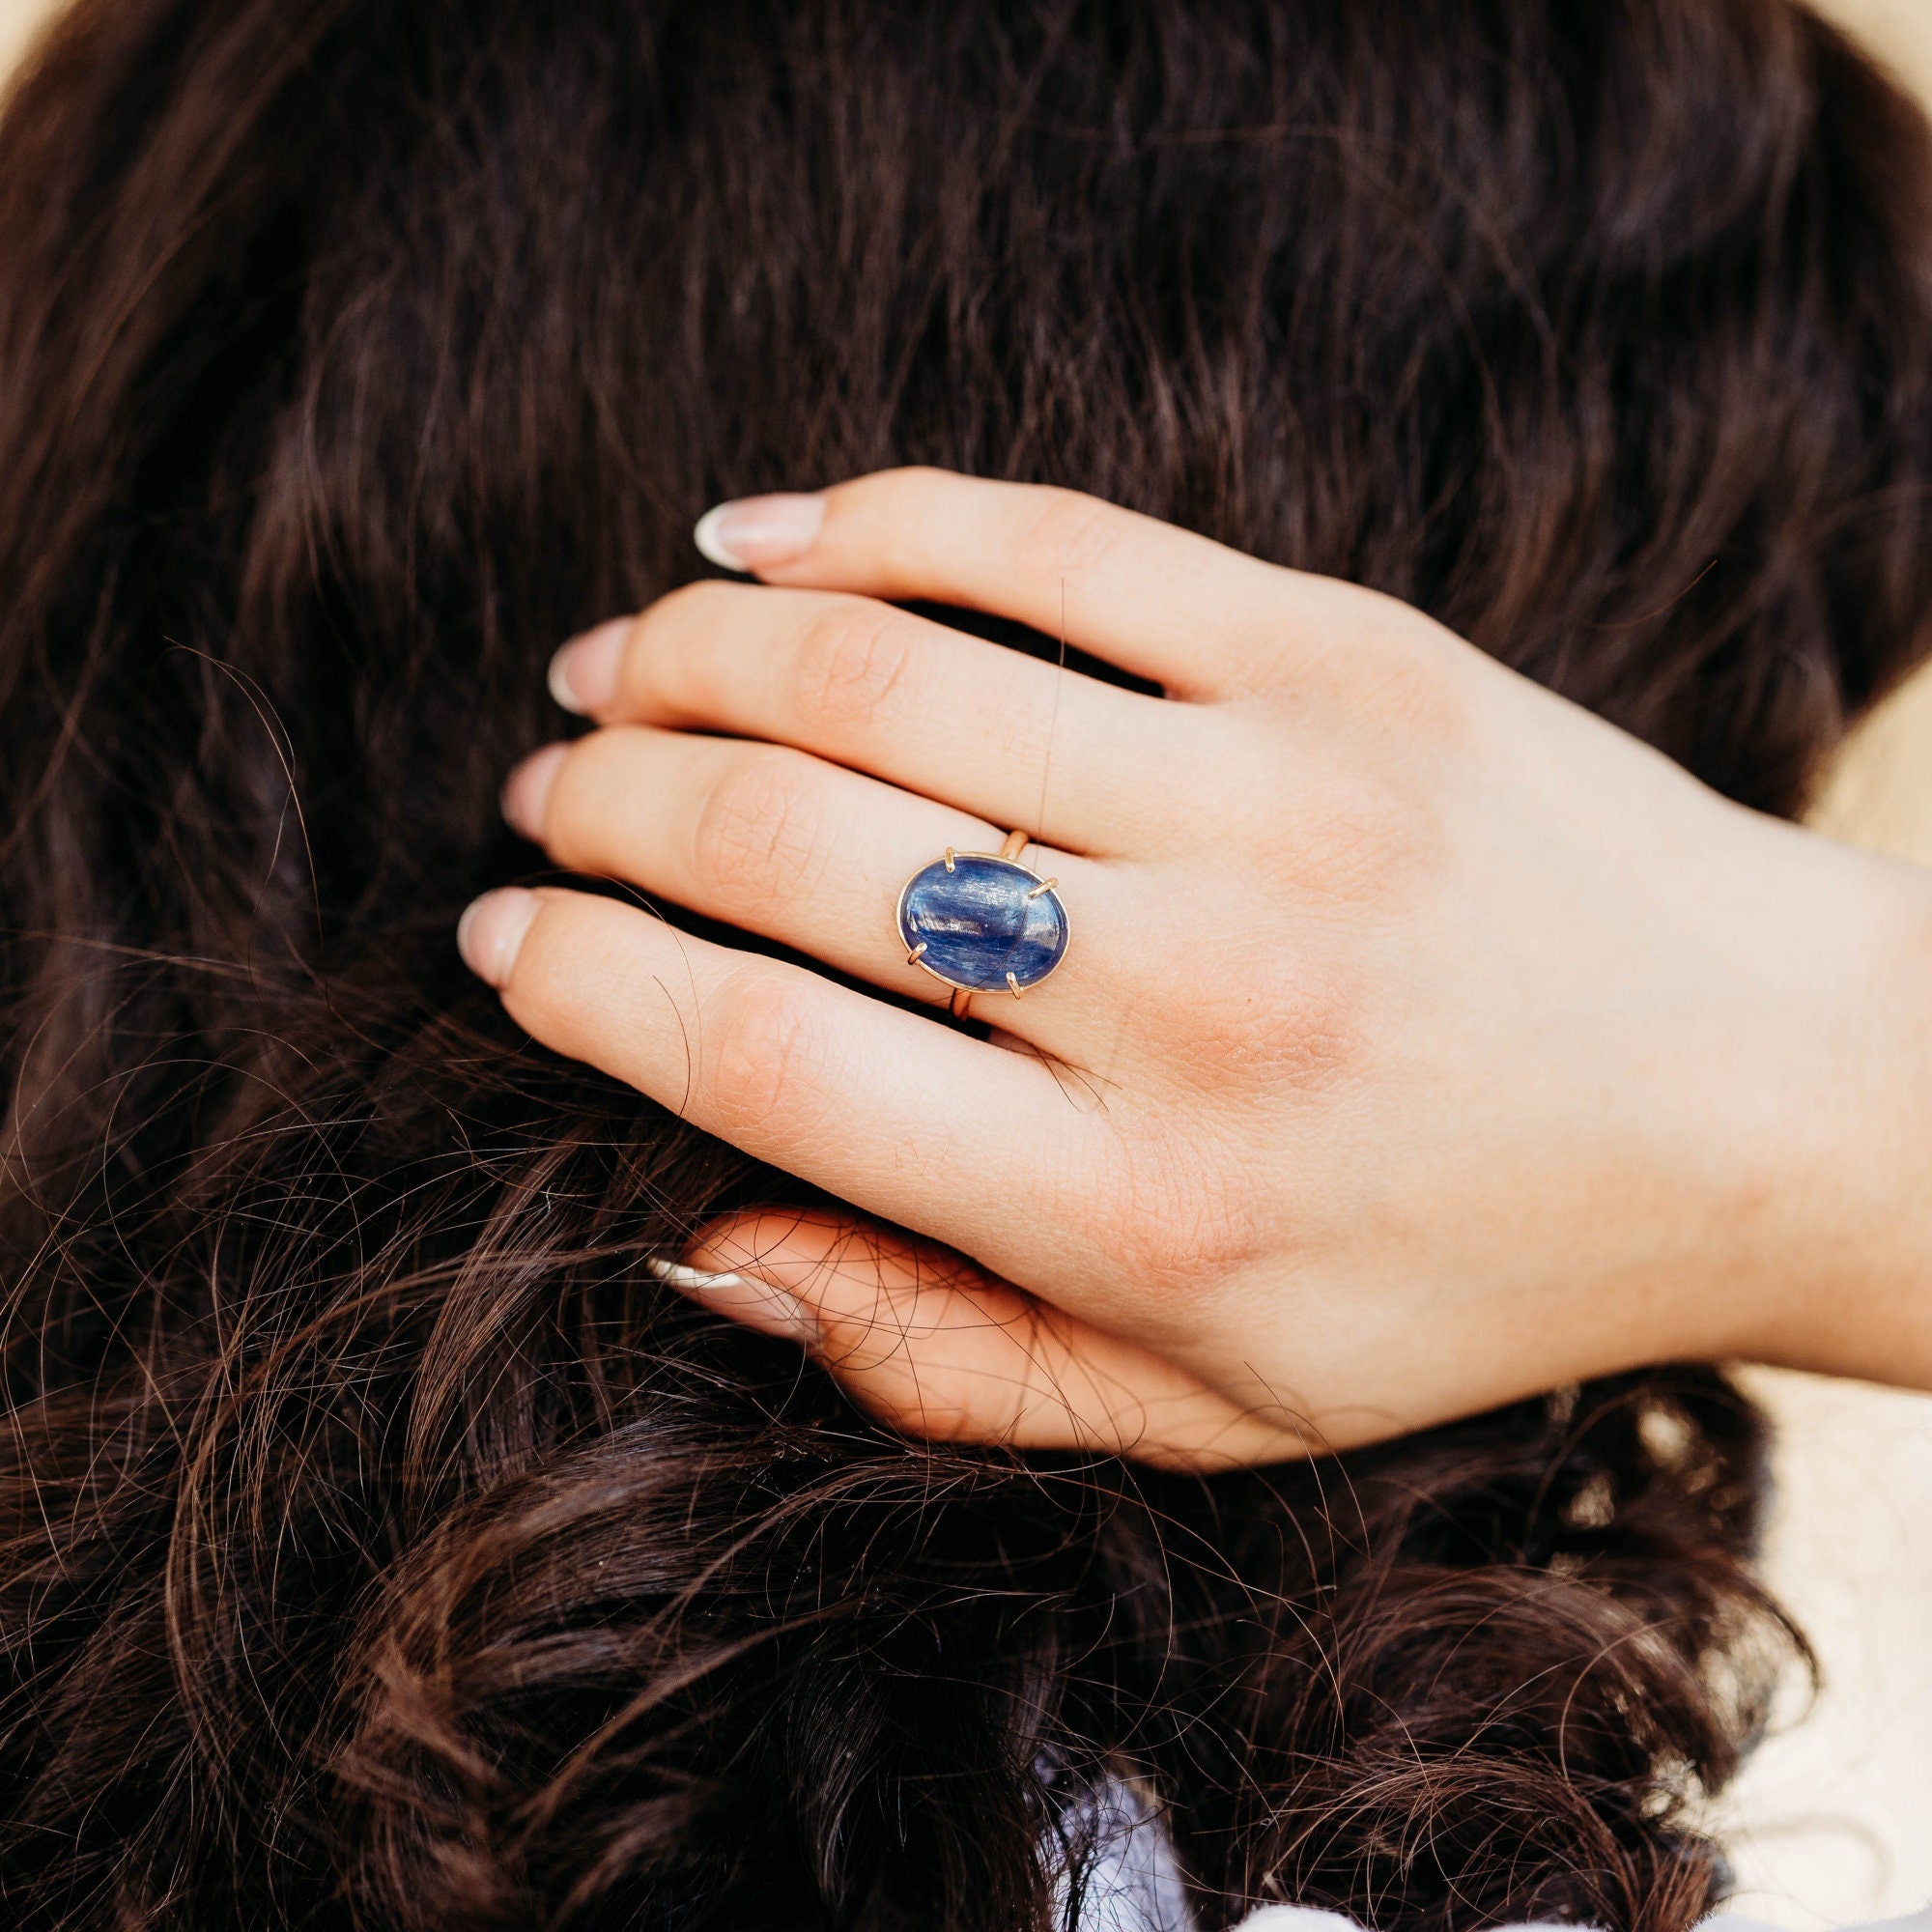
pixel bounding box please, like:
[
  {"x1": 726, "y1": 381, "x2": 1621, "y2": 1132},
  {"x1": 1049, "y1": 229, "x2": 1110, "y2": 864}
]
[{"x1": 898, "y1": 854, "x2": 1069, "y2": 993}]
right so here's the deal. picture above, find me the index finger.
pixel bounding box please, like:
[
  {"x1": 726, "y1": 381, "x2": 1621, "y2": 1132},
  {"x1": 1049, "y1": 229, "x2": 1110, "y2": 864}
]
[{"x1": 692, "y1": 468, "x2": 1419, "y2": 699}]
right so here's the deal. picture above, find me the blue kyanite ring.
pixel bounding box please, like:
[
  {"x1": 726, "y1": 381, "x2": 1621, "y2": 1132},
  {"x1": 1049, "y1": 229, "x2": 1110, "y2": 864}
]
[{"x1": 897, "y1": 832, "x2": 1070, "y2": 1014}]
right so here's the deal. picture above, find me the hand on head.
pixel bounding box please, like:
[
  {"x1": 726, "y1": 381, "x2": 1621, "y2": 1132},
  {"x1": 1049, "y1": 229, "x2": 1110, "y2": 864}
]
[{"x1": 461, "y1": 467, "x2": 1932, "y2": 1466}]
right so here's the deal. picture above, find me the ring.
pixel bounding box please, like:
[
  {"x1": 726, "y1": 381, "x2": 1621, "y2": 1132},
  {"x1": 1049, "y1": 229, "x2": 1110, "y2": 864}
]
[{"x1": 897, "y1": 828, "x2": 1071, "y2": 1019}]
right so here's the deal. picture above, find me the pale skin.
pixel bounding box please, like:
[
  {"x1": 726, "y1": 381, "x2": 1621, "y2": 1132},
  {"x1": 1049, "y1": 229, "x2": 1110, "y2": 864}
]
[{"x1": 457, "y1": 467, "x2": 1932, "y2": 1470}]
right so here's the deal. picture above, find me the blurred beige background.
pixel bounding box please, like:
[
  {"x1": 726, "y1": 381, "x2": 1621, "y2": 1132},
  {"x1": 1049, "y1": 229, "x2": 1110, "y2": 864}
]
[
  {"x1": 0, "y1": 0, "x2": 44, "y2": 83},
  {"x1": 3, "y1": 0, "x2": 1932, "y2": 1922}
]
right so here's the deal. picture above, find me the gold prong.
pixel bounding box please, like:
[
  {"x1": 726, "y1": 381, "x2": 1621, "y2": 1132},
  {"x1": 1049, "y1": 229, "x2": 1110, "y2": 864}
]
[
  {"x1": 943, "y1": 848, "x2": 956, "y2": 872},
  {"x1": 1007, "y1": 971, "x2": 1023, "y2": 999},
  {"x1": 1025, "y1": 877, "x2": 1059, "y2": 899},
  {"x1": 906, "y1": 941, "x2": 928, "y2": 964}
]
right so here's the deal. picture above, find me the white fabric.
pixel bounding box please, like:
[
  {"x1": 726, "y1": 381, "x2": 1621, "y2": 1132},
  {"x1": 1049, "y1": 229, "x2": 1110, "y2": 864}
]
[{"x1": 1049, "y1": 1776, "x2": 1194, "y2": 1932}]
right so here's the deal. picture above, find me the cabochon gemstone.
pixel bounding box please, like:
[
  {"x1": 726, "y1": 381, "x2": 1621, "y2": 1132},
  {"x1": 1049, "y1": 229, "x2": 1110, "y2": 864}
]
[{"x1": 898, "y1": 854, "x2": 1069, "y2": 993}]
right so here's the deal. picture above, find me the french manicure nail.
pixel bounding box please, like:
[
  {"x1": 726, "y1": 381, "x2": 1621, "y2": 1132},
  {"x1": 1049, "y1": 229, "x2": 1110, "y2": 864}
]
[
  {"x1": 500, "y1": 742, "x2": 567, "y2": 841},
  {"x1": 646, "y1": 1254, "x2": 819, "y2": 1347},
  {"x1": 549, "y1": 617, "x2": 631, "y2": 715},
  {"x1": 456, "y1": 887, "x2": 540, "y2": 988},
  {"x1": 693, "y1": 493, "x2": 825, "y2": 573}
]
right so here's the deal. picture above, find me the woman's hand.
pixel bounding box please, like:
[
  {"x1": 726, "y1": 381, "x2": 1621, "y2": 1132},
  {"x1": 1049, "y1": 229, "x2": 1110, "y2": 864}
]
[{"x1": 459, "y1": 469, "x2": 1932, "y2": 1467}]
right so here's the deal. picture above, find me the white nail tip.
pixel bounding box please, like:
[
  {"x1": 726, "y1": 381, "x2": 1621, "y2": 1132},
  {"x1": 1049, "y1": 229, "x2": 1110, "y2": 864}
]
[
  {"x1": 646, "y1": 1253, "x2": 817, "y2": 1347},
  {"x1": 692, "y1": 504, "x2": 750, "y2": 573},
  {"x1": 546, "y1": 649, "x2": 586, "y2": 716},
  {"x1": 646, "y1": 1256, "x2": 748, "y2": 1292}
]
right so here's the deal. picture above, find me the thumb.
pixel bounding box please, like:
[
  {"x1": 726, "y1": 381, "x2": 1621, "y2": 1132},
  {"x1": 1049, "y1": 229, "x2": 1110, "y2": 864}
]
[{"x1": 651, "y1": 1209, "x2": 1309, "y2": 1471}]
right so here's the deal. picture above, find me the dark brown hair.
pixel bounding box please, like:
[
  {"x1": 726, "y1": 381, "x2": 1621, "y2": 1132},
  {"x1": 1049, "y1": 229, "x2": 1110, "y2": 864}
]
[{"x1": 0, "y1": 1, "x2": 1929, "y2": 1927}]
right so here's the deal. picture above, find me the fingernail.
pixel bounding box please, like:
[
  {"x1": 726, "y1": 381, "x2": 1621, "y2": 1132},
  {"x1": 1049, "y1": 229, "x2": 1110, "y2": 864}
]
[
  {"x1": 693, "y1": 493, "x2": 825, "y2": 573},
  {"x1": 457, "y1": 887, "x2": 540, "y2": 988},
  {"x1": 549, "y1": 617, "x2": 631, "y2": 715},
  {"x1": 500, "y1": 742, "x2": 567, "y2": 842},
  {"x1": 646, "y1": 1254, "x2": 819, "y2": 1347}
]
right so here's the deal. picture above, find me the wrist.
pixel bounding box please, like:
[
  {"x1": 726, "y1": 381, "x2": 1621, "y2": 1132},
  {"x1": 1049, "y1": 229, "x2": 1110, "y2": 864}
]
[{"x1": 1732, "y1": 821, "x2": 1932, "y2": 1388}]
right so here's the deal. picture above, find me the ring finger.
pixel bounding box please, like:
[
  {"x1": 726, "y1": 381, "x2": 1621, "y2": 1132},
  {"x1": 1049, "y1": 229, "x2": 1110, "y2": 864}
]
[{"x1": 502, "y1": 724, "x2": 1129, "y2": 1045}]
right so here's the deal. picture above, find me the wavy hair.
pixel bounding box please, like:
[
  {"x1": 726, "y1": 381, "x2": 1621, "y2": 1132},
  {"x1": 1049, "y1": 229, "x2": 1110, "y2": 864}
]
[{"x1": 0, "y1": 1, "x2": 1929, "y2": 1927}]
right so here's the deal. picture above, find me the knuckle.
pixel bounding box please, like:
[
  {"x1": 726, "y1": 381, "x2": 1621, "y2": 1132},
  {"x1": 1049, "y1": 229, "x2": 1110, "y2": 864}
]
[
  {"x1": 1236, "y1": 712, "x2": 1451, "y2": 911},
  {"x1": 1293, "y1": 772, "x2": 1446, "y2": 911},
  {"x1": 700, "y1": 969, "x2": 836, "y2": 1146},
  {"x1": 634, "y1": 580, "x2": 743, "y2": 706},
  {"x1": 833, "y1": 1321, "x2": 1014, "y2": 1443},
  {"x1": 790, "y1": 599, "x2": 920, "y2": 738},
  {"x1": 497, "y1": 895, "x2": 637, "y2": 1065},
  {"x1": 1348, "y1": 617, "x2": 1479, "y2": 749},
  {"x1": 687, "y1": 747, "x2": 830, "y2": 912},
  {"x1": 841, "y1": 1370, "x2": 973, "y2": 1444},
  {"x1": 1012, "y1": 487, "x2": 1125, "y2": 583},
  {"x1": 1099, "y1": 875, "x2": 1364, "y2": 1099},
  {"x1": 540, "y1": 732, "x2": 631, "y2": 868},
  {"x1": 1260, "y1": 586, "x2": 1478, "y2": 740},
  {"x1": 1100, "y1": 1139, "x2": 1262, "y2": 1303},
  {"x1": 1179, "y1": 964, "x2": 1359, "y2": 1098},
  {"x1": 810, "y1": 1316, "x2": 925, "y2": 1422},
  {"x1": 496, "y1": 894, "x2": 572, "y2": 1010},
  {"x1": 636, "y1": 579, "x2": 722, "y2": 647}
]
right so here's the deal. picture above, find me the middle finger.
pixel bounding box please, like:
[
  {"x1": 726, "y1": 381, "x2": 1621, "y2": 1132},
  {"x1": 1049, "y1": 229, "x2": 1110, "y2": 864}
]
[{"x1": 550, "y1": 582, "x2": 1209, "y2": 856}]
